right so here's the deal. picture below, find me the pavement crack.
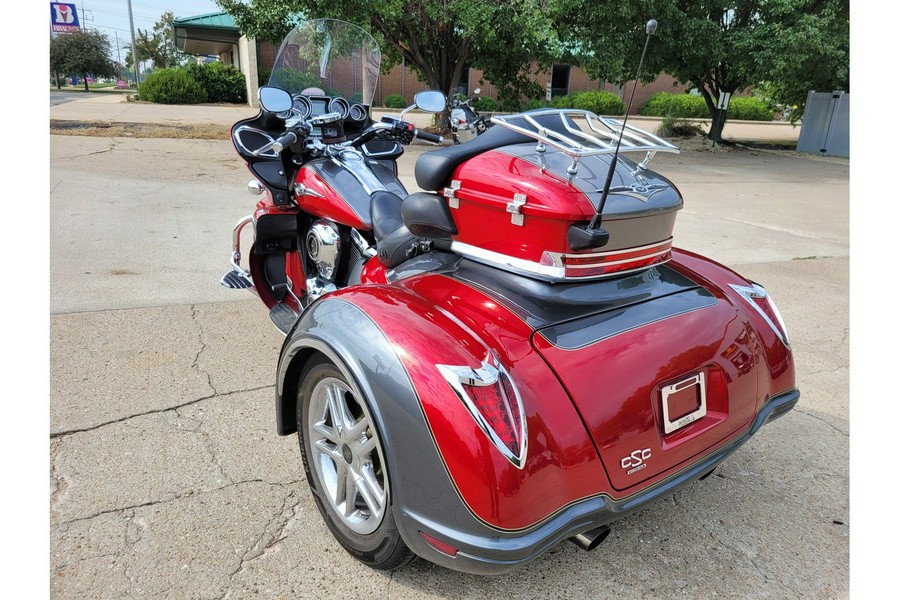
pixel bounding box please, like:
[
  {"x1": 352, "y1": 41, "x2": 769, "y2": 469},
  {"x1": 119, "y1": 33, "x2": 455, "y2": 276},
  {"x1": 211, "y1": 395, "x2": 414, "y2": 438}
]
[
  {"x1": 793, "y1": 408, "x2": 849, "y2": 437},
  {"x1": 190, "y1": 304, "x2": 217, "y2": 397},
  {"x1": 174, "y1": 405, "x2": 234, "y2": 485},
  {"x1": 54, "y1": 479, "x2": 273, "y2": 527},
  {"x1": 216, "y1": 489, "x2": 302, "y2": 600},
  {"x1": 49, "y1": 385, "x2": 274, "y2": 439}
]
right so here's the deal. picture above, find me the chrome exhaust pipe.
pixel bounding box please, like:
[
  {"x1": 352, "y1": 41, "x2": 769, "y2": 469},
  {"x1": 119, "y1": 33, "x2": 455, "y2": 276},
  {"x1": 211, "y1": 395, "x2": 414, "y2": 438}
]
[{"x1": 569, "y1": 525, "x2": 611, "y2": 551}]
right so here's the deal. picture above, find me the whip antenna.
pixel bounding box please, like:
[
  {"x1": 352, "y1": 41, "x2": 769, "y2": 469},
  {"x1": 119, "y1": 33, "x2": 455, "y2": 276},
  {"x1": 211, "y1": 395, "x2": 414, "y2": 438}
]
[{"x1": 589, "y1": 19, "x2": 658, "y2": 232}]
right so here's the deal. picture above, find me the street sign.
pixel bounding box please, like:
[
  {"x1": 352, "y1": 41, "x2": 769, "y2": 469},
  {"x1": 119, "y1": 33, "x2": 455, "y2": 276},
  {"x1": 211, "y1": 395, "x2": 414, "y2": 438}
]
[{"x1": 50, "y1": 3, "x2": 81, "y2": 32}]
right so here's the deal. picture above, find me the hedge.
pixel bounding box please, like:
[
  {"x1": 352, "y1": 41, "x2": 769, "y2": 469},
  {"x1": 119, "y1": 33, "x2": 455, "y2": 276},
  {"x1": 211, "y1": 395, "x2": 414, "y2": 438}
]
[
  {"x1": 139, "y1": 69, "x2": 206, "y2": 104},
  {"x1": 185, "y1": 62, "x2": 246, "y2": 104},
  {"x1": 474, "y1": 97, "x2": 498, "y2": 112},
  {"x1": 641, "y1": 92, "x2": 776, "y2": 121},
  {"x1": 382, "y1": 94, "x2": 407, "y2": 108}
]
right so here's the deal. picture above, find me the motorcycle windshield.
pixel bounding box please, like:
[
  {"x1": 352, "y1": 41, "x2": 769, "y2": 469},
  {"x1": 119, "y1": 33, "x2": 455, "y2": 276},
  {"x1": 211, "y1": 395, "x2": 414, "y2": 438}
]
[{"x1": 268, "y1": 19, "x2": 381, "y2": 106}]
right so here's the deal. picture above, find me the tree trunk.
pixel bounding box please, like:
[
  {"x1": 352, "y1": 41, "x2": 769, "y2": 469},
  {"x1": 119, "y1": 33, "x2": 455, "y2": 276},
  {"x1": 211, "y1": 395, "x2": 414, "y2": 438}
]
[
  {"x1": 82, "y1": 73, "x2": 90, "y2": 93},
  {"x1": 55, "y1": 74, "x2": 62, "y2": 90},
  {"x1": 707, "y1": 107, "x2": 728, "y2": 143}
]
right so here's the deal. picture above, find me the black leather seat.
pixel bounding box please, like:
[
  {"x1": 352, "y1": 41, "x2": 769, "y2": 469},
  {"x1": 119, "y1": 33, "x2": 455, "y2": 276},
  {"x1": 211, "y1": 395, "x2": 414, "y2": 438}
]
[{"x1": 413, "y1": 111, "x2": 579, "y2": 191}]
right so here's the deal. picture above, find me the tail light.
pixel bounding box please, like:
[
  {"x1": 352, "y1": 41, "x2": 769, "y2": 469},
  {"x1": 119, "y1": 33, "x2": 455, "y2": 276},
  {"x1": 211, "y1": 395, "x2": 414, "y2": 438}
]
[
  {"x1": 729, "y1": 283, "x2": 791, "y2": 347},
  {"x1": 541, "y1": 238, "x2": 673, "y2": 279},
  {"x1": 437, "y1": 353, "x2": 528, "y2": 468}
]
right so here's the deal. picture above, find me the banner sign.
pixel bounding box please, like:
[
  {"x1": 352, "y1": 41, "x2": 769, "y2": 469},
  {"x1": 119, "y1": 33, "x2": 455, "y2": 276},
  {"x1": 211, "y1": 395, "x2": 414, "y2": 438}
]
[{"x1": 50, "y1": 3, "x2": 81, "y2": 32}]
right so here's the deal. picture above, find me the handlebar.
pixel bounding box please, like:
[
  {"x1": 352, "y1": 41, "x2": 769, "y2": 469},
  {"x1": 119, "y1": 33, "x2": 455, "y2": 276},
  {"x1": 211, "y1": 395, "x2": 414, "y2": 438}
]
[{"x1": 415, "y1": 130, "x2": 443, "y2": 144}]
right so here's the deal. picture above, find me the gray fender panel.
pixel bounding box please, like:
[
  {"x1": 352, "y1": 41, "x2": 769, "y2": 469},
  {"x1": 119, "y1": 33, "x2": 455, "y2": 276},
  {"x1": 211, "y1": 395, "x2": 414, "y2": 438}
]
[{"x1": 275, "y1": 297, "x2": 516, "y2": 558}]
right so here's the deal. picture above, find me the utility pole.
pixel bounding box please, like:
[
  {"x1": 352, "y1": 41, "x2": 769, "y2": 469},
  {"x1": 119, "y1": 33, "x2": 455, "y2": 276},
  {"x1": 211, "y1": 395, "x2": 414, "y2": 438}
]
[{"x1": 126, "y1": 0, "x2": 141, "y2": 86}]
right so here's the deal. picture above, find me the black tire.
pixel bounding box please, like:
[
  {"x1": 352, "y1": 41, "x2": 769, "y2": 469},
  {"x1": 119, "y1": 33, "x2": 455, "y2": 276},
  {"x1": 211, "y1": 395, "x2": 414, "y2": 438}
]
[{"x1": 296, "y1": 356, "x2": 415, "y2": 570}]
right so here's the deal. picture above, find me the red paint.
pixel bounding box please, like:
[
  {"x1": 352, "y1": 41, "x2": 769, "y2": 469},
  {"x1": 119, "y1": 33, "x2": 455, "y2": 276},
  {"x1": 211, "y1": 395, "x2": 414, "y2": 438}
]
[
  {"x1": 295, "y1": 166, "x2": 368, "y2": 229},
  {"x1": 334, "y1": 283, "x2": 607, "y2": 531}
]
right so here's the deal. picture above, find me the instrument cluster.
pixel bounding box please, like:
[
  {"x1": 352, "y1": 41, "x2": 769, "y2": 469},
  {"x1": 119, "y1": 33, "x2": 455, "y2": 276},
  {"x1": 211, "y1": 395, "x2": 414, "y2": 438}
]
[{"x1": 290, "y1": 94, "x2": 368, "y2": 125}]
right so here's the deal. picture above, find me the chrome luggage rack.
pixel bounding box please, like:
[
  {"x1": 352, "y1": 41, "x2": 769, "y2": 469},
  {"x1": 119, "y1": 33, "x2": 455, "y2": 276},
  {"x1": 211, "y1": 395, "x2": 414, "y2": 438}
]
[{"x1": 490, "y1": 109, "x2": 679, "y2": 176}]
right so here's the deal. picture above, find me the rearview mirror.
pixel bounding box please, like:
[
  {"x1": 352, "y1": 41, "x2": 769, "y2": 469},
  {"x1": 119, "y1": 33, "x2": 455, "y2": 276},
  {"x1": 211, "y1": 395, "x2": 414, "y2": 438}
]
[
  {"x1": 414, "y1": 90, "x2": 447, "y2": 113},
  {"x1": 258, "y1": 86, "x2": 293, "y2": 114}
]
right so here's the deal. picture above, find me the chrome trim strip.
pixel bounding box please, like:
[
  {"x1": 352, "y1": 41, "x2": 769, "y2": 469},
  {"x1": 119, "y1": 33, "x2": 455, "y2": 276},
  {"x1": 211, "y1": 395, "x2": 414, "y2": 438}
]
[
  {"x1": 561, "y1": 248, "x2": 672, "y2": 270},
  {"x1": 436, "y1": 354, "x2": 528, "y2": 469},
  {"x1": 451, "y1": 241, "x2": 673, "y2": 282},
  {"x1": 330, "y1": 149, "x2": 388, "y2": 196},
  {"x1": 233, "y1": 125, "x2": 279, "y2": 158},
  {"x1": 728, "y1": 283, "x2": 791, "y2": 347}
]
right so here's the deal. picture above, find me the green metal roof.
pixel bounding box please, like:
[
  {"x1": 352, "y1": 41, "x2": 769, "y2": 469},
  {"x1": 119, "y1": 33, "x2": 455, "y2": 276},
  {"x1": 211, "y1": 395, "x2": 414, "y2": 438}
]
[{"x1": 172, "y1": 12, "x2": 237, "y2": 31}]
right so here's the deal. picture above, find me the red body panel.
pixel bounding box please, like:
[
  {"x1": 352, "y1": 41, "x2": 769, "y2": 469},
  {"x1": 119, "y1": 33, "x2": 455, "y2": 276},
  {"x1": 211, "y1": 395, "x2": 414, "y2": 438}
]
[
  {"x1": 450, "y1": 151, "x2": 594, "y2": 260},
  {"x1": 336, "y1": 283, "x2": 609, "y2": 531},
  {"x1": 295, "y1": 166, "x2": 369, "y2": 230},
  {"x1": 532, "y1": 298, "x2": 759, "y2": 491},
  {"x1": 330, "y1": 248, "x2": 795, "y2": 529}
]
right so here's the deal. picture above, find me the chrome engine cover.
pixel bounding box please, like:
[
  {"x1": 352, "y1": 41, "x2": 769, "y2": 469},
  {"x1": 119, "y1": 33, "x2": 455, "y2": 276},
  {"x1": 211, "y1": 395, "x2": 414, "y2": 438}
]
[{"x1": 307, "y1": 220, "x2": 341, "y2": 281}]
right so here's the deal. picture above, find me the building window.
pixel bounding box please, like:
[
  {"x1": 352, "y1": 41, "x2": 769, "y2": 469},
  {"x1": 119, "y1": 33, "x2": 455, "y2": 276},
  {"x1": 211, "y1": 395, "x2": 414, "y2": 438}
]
[{"x1": 551, "y1": 64, "x2": 570, "y2": 98}]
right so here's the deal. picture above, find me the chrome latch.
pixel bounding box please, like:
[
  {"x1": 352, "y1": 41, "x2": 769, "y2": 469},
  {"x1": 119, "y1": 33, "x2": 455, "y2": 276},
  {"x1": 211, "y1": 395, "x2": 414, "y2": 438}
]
[
  {"x1": 507, "y1": 193, "x2": 527, "y2": 226},
  {"x1": 443, "y1": 180, "x2": 462, "y2": 209}
]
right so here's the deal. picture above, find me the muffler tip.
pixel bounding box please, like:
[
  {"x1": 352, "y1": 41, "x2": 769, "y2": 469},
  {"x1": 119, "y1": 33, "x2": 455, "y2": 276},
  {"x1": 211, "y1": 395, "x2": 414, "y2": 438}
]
[{"x1": 569, "y1": 525, "x2": 611, "y2": 551}]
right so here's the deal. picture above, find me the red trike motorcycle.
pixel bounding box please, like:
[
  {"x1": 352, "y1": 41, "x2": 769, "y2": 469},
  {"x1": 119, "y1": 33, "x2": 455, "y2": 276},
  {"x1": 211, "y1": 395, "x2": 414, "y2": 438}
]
[{"x1": 222, "y1": 18, "x2": 797, "y2": 574}]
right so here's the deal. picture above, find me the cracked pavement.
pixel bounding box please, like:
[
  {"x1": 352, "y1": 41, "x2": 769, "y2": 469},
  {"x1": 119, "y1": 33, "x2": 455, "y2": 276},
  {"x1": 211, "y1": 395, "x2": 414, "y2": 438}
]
[{"x1": 49, "y1": 133, "x2": 848, "y2": 598}]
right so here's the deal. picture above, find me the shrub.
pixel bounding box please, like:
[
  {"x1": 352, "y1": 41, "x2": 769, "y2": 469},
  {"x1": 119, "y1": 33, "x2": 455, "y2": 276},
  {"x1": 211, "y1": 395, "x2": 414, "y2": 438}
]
[
  {"x1": 382, "y1": 94, "x2": 407, "y2": 108},
  {"x1": 185, "y1": 62, "x2": 246, "y2": 104},
  {"x1": 257, "y1": 67, "x2": 272, "y2": 87},
  {"x1": 267, "y1": 68, "x2": 325, "y2": 94},
  {"x1": 569, "y1": 91, "x2": 625, "y2": 116},
  {"x1": 640, "y1": 92, "x2": 708, "y2": 118},
  {"x1": 641, "y1": 92, "x2": 776, "y2": 121},
  {"x1": 655, "y1": 114, "x2": 705, "y2": 138},
  {"x1": 495, "y1": 96, "x2": 521, "y2": 112},
  {"x1": 549, "y1": 94, "x2": 575, "y2": 109},
  {"x1": 139, "y1": 68, "x2": 206, "y2": 104},
  {"x1": 474, "y1": 97, "x2": 499, "y2": 112},
  {"x1": 728, "y1": 97, "x2": 776, "y2": 121},
  {"x1": 523, "y1": 98, "x2": 547, "y2": 111}
]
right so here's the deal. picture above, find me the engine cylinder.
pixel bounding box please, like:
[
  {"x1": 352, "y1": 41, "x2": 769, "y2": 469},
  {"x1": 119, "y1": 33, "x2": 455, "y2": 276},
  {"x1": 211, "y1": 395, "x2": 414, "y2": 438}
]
[{"x1": 307, "y1": 220, "x2": 341, "y2": 281}]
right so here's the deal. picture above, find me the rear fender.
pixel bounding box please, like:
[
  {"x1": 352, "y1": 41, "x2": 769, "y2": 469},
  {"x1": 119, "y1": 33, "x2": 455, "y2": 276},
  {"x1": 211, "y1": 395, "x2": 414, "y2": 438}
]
[
  {"x1": 276, "y1": 284, "x2": 607, "y2": 532},
  {"x1": 668, "y1": 249, "x2": 795, "y2": 398}
]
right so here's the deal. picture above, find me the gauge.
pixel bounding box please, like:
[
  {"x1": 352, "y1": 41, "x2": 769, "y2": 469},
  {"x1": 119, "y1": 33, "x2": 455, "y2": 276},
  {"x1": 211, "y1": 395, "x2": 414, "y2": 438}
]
[
  {"x1": 348, "y1": 104, "x2": 367, "y2": 122},
  {"x1": 329, "y1": 97, "x2": 350, "y2": 120},
  {"x1": 292, "y1": 95, "x2": 311, "y2": 120}
]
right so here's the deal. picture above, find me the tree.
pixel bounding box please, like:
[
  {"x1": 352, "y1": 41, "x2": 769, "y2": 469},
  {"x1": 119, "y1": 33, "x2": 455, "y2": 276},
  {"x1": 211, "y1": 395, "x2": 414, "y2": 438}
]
[
  {"x1": 557, "y1": 0, "x2": 849, "y2": 142},
  {"x1": 216, "y1": 0, "x2": 558, "y2": 118},
  {"x1": 134, "y1": 11, "x2": 187, "y2": 70},
  {"x1": 49, "y1": 30, "x2": 117, "y2": 92}
]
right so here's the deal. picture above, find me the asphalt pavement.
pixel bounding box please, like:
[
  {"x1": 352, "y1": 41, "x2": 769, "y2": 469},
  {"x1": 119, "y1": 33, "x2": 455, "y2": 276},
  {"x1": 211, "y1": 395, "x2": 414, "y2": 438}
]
[{"x1": 47, "y1": 95, "x2": 848, "y2": 598}]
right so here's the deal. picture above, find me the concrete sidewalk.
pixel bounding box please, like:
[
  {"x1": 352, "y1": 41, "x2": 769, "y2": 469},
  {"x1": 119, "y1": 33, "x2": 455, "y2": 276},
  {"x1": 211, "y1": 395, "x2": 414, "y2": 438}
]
[{"x1": 49, "y1": 93, "x2": 803, "y2": 143}]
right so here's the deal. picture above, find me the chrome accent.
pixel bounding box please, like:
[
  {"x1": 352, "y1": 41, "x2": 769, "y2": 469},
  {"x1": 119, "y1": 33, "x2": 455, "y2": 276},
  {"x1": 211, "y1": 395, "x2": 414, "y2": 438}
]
[
  {"x1": 506, "y1": 193, "x2": 527, "y2": 226},
  {"x1": 307, "y1": 220, "x2": 342, "y2": 281},
  {"x1": 661, "y1": 372, "x2": 708, "y2": 434},
  {"x1": 491, "y1": 109, "x2": 679, "y2": 176},
  {"x1": 436, "y1": 353, "x2": 528, "y2": 469},
  {"x1": 295, "y1": 183, "x2": 325, "y2": 200},
  {"x1": 230, "y1": 215, "x2": 255, "y2": 273},
  {"x1": 540, "y1": 238, "x2": 673, "y2": 270},
  {"x1": 220, "y1": 269, "x2": 253, "y2": 290},
  {"x1": 329, "y1": 97, "x2": 351, "y2": 120},
  {"x1": 443, "y1": 180, "x2": 462, "y2": 209},
  {"x1": 306, "y1": 275, "x2": 338, "y2": 303},
  {"x1": 729, "y1": 283, "x2": 791, "y2": 347},
  {"x1": 350, "y1": 229, "x2": 377, "y2": 259},
  {"x1": 247, "y1": 179, "x2": 265, "y2": 195},
  {"x1": 233, "y1": 125, "x2": 279, "y2": 158},
  {"x1": 269, "y1": 302, "x2": 300, "y2": 334},
  {"x1": 450, "y1": 239, "x2": 673, "y2": 282}
]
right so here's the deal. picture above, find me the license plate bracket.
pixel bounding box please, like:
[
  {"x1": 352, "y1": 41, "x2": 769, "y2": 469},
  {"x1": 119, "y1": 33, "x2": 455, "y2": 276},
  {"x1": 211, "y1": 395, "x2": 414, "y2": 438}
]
[{"x1": 661, "y1": 372, "x2": 707, "y2": 434}]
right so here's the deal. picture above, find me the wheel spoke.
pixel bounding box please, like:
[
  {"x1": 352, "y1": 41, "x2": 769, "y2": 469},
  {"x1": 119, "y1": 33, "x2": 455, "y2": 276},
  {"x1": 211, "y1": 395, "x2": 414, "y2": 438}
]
[
  {"x1": 313, "y1": 421, "x2": 338, "y2": 444},
  {"x1": 356, "y1": 436, "x2": 377, "y2": 458},
  {"x1": 314, "y1": 438, "x2": 343, "y2": 463},
  {"x1": 347, "y1": 414, "x2": 370, "y2": 440},
  {"x1": 324, "y1": 386, "x2": 345, "y2": 434},
  {"x1": 356, "y1": 465, "x2": 385, "y2": 516},
  {"x1": 341, "y1": 474, "x2": 358, "y2": 518}
]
